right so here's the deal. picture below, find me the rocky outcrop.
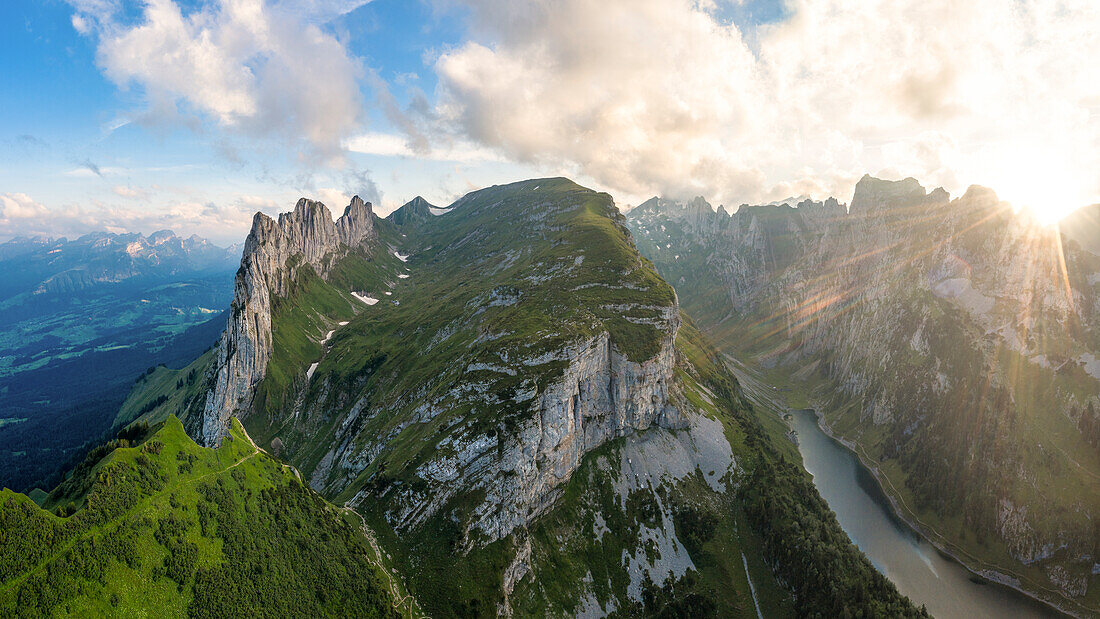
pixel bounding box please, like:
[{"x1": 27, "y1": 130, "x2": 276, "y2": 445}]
[
  {"x1": 848, "y1": 174, "x2": 949, "y2": 216},
  {"x1": 195, "y1": 196, "x2": 377, "y2": 446},
  {"x1": 387, "y1": 196, "x2": 439, "y2": 227},
  {"x1": 344, "y1": 304, "x2": 686, "y2": 545},
  {"x1": 476, "y1": 321, "x2": 685, "y2": 540}
]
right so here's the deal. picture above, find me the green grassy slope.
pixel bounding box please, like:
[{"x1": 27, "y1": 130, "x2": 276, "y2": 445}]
[
  {"x1": 114, "y1": 349, "x2": 215, "y2": 428},
  {"x1": 0, "y1": 417, "x2": 405, "y2": 618}
]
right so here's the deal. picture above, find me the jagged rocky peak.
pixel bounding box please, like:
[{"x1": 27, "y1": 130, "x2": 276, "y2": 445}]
[
  {"x1": 632, "y1": 195, "x2": 727, "y2": 235},
  {"x1": 796, "y1": 196, "x2": 846, "y2": 216},
  {"x1": 764, "y1": 194, "x2": 811, "y2": 207},
  {"x1": 792, "y1": 196, "x2": 848, "y2": 227},
  {"x1": 246, "y1": 195, "x2": 377, "y2": 273},
  {"x1": 195, "y1": 195, "x2": 378, "y2": 447},
  {"x1": 338, "y1": 195, "x2": 376, "y2": 246},
  {"x1": 631, "y1": 196, "x2": 665, "y2": 216},
  {"x1": 849, "y1": 174, "x2": 949, "y2": 215},
  {"x1": 275, "y1": 198, "x2": 339, "y2": 262},
  {"x1": 148, "y1": 229, "x2": 177, "y2": 245},
  {"x1": 405, "y1": 195, "x2": 432, "y2": 209},
  {"x1": 687, "y1": 195, "x2": 713, "y2": 211}
]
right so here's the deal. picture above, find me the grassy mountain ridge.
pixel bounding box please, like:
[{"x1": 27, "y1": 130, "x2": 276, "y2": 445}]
[
  {"x1": 0, "y1": 416, "x2": 403, "y2": 618},
  {"x1": 200, "y1": 178, "x2": 923, "y2": 616}
]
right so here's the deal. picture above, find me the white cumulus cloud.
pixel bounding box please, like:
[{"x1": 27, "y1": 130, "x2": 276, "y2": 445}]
[
  {"x1": 71, "y1": 0, "x2": 368, "y2": 157},
  {"x1": 1, "y1": 193, "x2": 51, "y2": 221},
  {"x1": 345, "y1": 131, "x2": 504, "y2": 162},
  {"x1": 112, "y1": 185, "x2": 147, "y2": 199}
]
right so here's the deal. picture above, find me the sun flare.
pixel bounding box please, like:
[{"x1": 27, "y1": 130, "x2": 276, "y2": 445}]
[{"x1": 974, "y1": 147, "x2": 1093, "y2": 225}]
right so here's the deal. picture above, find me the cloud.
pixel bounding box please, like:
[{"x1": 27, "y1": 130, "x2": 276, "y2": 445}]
[
  {"x1": 71, "y1": 0, "x2": 369, "y2": 157},
  {"x1": 237, "y1": 194, "x2": 279, "y2": 209},
  {"x1": 345, "y1": 131, "x2": 503, "y2": 162},
  {"x1": 112, "y1": 185, "x2": 147, "y2": 199},
  {"x1": 432, "y1": 0, "x2": 1100, "y2": 215},
  {"x1": 309, "y1": 168, "x2": 383, "y2": 213},
  {"x1": 342, "y1": 168, "x2": 382, "y2": 205},
  {"x1": 64, "y1": 163, "x2": 203, "y2": 178},
  {"x1": 316, "y1": 188, "x2": 354, "y2": 210},
  {"x1": 80, "y1": 159, "x2": 103, "y2": 177},
  {"x1": 71, "y1": 13, "x2": 90, "y2": 34},
  {"x1": 1, "y1": 193, "x2": 50, "y2": 221},
  {"x1": 101, "y1": 116, "x2": 130, "y2": 134},
  {"x1": 14, "y1": 134, "x2": 48, "y2": 149}
]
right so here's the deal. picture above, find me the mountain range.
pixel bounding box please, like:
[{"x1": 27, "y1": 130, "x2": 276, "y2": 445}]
[
  {"x1": 6, "y1": 175, "x2": 1096, "y2": 616},
  {"x1": 2, "y1": 179, "x2": 925, "y2": 617},
  {"x1": 625, "y1": 175, "x2": 1100, "y2": 615}
]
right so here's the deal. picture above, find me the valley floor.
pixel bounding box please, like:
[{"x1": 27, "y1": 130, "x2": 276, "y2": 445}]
[{"x1": 722, "y1": 351, "x2": 1088, "y2": 618}]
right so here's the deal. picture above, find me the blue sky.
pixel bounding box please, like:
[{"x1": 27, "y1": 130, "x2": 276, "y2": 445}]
[
  {"x1": 1, "y1": 0, "x2": 1097, "y2": 244},
  {"x1": 1, "y1": 0, "x2": 538, "y2": 243}
]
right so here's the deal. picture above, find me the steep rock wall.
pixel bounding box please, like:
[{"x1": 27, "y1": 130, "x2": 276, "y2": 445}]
[
  {"x1": 194, "y1": 196, "x2": 376, "y2": 445},
  {"x1": 339, "y1": 309, "x2": 686, "y2": 545}
]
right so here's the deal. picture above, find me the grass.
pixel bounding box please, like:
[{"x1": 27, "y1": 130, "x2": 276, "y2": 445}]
[
  {"x1": 0, "y1": 416, "x2": 405, "y2": 618},
  {"x1": 115, "y1": 349, "x2": 215, "y2": 428}
]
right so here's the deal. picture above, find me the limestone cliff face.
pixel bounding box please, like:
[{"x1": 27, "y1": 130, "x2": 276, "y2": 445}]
[
  {"x1": 478, "y1": 318, "x2": 685, "y2": 541},
  {"x1": 338, "y1": 304, "x2": 685, "y2": 544},
  {"x1": 194, "y1": 196, "x2": 377, "y2": 446}
]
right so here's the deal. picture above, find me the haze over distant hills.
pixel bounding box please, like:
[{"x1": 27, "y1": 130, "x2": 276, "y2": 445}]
[{"x1": 0, "y1": 229, "x2": 239, "y2": 493}]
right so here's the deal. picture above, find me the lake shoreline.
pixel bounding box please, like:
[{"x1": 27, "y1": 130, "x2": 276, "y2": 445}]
[{"x1": 801, "y1": 406, "x2": 1084, "y2": 619}]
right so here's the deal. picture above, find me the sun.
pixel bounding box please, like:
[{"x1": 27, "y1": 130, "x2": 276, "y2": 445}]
[{"x1": 973, "y1": 146, "x2": 1093, "y2": 226}]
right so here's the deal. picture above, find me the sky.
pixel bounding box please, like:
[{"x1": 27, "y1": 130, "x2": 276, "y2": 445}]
[{"x1": 1, "y1": 0, "x2": 1098, "y2": 245}]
